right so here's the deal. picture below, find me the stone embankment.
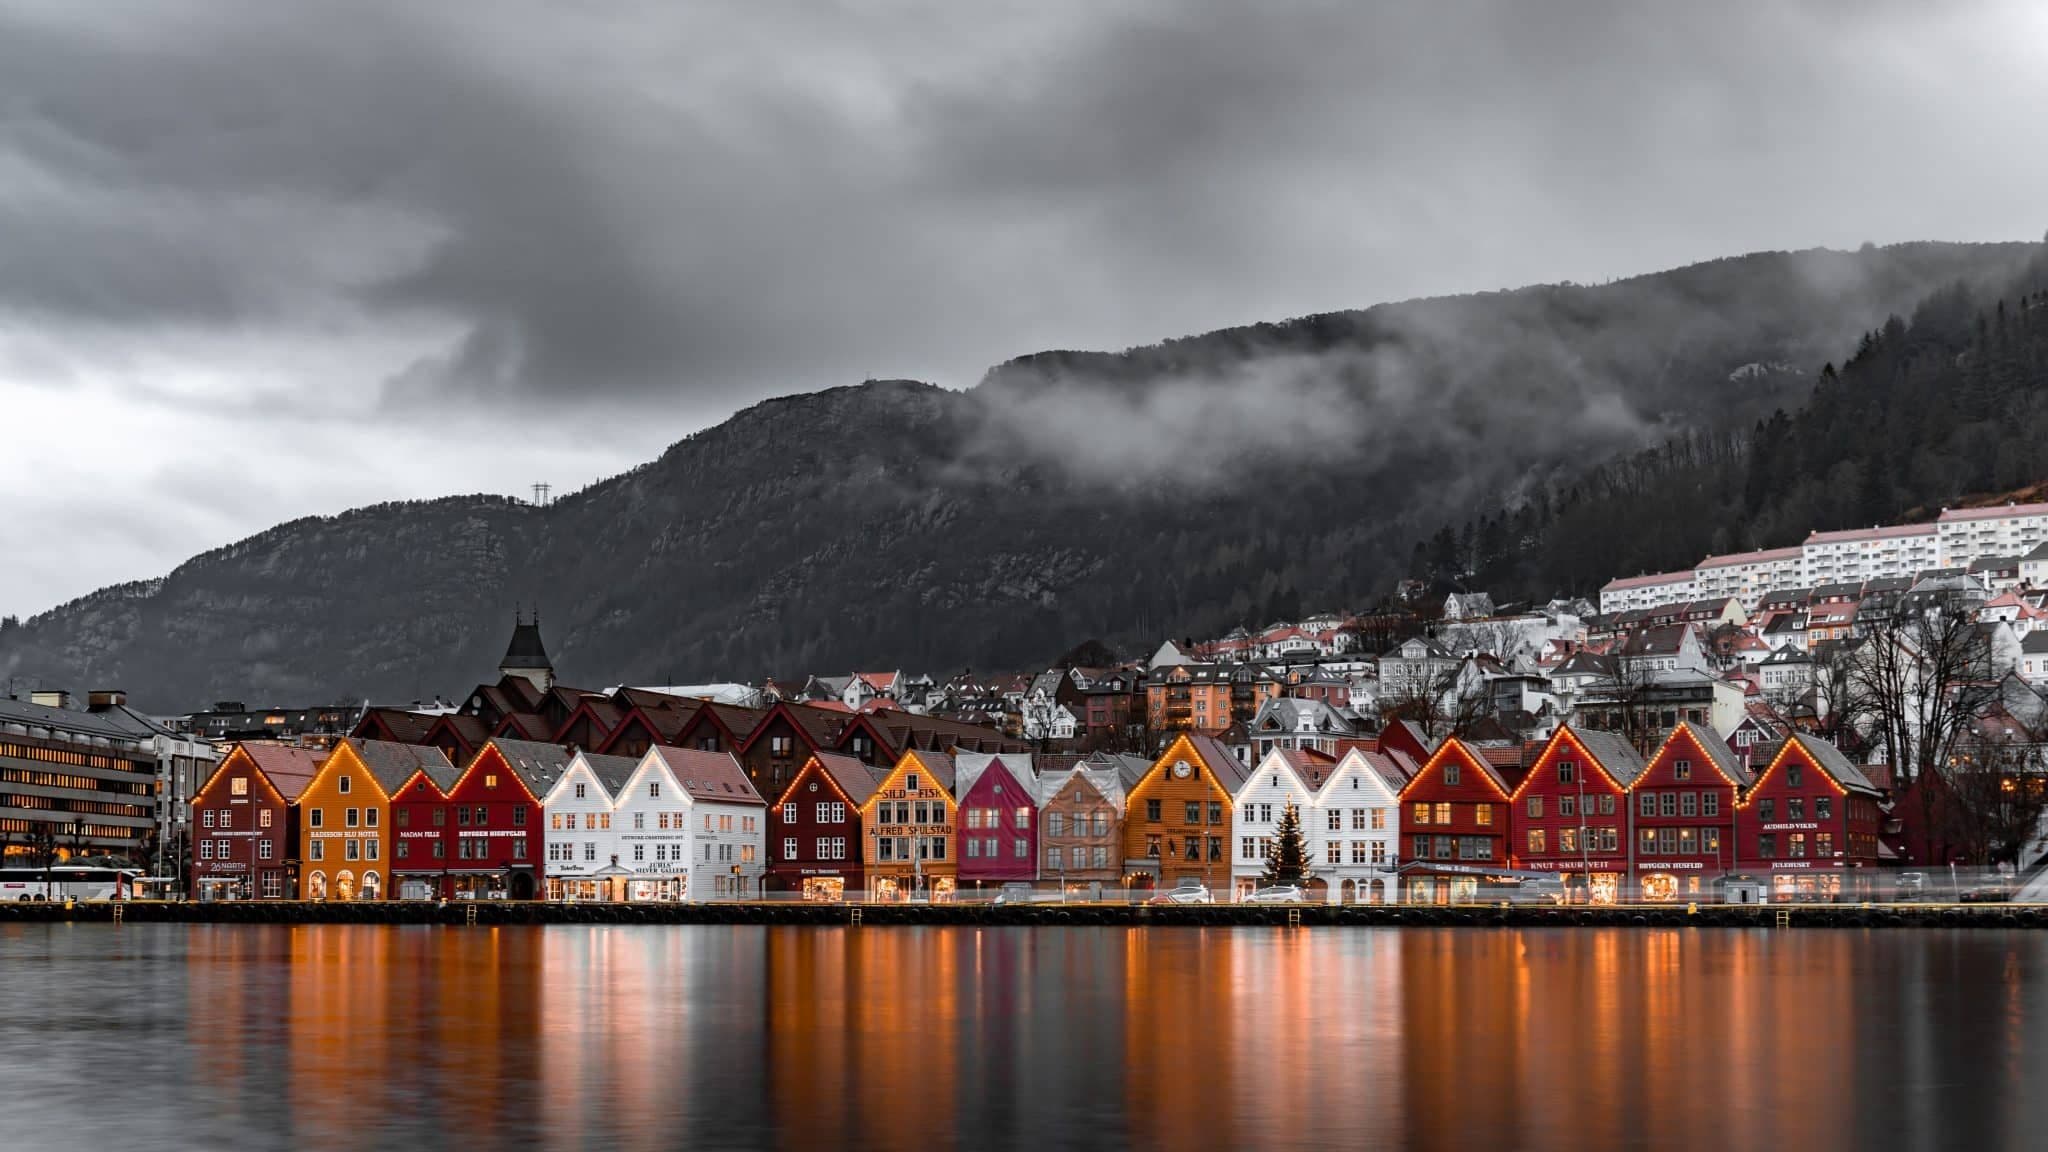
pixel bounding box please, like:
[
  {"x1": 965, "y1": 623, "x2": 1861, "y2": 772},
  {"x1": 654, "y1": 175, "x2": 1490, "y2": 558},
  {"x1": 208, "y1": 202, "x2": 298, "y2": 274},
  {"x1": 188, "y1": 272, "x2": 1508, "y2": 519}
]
[{"x1": 1, "y1": 901, "x2": 2042, "y2": 929}]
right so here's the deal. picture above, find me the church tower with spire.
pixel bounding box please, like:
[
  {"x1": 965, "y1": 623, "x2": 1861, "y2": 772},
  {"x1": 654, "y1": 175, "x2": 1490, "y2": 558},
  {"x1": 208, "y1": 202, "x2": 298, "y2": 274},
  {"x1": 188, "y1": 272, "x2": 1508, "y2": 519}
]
[{"x1": 498, "y1": 608, "x2": 555, "y2": 694}]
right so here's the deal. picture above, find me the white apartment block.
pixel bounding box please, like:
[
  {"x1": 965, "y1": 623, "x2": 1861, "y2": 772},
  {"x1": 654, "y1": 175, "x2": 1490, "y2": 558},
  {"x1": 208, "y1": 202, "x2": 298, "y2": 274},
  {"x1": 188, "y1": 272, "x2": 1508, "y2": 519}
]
[
  {"x1": 1693, "y1": 547, "x2": 1804, "y2": 606},
  {"x1": 1936, "y1": 503, "x2": 2048, "y2": 570},
  {"x1": 1598, "y1": 570, "x2": 1696, "y2": 615},
  {"x1": 1802, "y1": 523, "x2": 1941, "y2": 586}
]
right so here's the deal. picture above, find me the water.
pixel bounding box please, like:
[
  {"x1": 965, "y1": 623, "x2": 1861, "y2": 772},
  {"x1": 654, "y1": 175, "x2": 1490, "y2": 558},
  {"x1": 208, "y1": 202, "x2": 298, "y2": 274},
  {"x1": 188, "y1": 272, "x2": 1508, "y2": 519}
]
[{"x1": 0, "y1": 923, "x2": 2041, "y2": 1150}]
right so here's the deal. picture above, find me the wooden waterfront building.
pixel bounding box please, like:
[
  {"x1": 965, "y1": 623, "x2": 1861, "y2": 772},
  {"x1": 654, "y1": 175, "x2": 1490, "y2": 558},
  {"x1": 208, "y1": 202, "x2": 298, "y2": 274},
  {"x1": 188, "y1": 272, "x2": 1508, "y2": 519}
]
[
  {"x1": 859, "y1": 749, "x2": 958, "y2": 902},
  {"x1": 440, "y1": 738, "x2": 572, "y2": 899},
  {"x1": 388, "y1": 754, "x2": 463, "y2": 900},
  {"x1": 1631, "y1": 721, "x2": 1748, "y2": 902},
  {"x1": 1505, "y1": 726, "x2": 1645, "y2": 905},
  {"x1": 954, "y1": 753, "x2": 1039, "y2": 895},
  {"x1": 1120, "y1": 733, "x2": 1247, "y2": 894},
  {"x1": 768, "y1": 753, "x2": 882, "y2": 901},
  {"x1": 190, "y1": 743, "x2": 325, "y2": 900},
  {"x1": 296, "y1": 738, "x2": 452, "y2": 901},
  {"x1": 1734, "y1": 732, "x2": 1883, "y2": 902},
  {"x1": 1396, "y1": 738, "x2": 1512, "y2": 904}
]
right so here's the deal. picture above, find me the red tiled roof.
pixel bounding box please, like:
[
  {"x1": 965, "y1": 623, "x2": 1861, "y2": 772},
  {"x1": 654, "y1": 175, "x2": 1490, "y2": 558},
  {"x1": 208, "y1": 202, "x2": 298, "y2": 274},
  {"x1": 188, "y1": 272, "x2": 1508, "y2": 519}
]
[{"x1": 650, "y1": 746, "x2": 764, "y2": 805}]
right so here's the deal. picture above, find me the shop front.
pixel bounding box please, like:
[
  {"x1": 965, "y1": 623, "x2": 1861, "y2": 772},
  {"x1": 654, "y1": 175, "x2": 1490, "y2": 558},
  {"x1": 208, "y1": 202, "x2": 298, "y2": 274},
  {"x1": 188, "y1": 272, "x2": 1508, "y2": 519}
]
[
  {"x1": 1518, "y1": 858, "x2": 1626, "y2": 905},
  {"x1": 452, "y1": 866, "x2": 538, "y2": 900},
  {"x1": 1635, "y1": 860, "x2": 1716, "y2": 903},
  {"x1": 1402, "y1": 872, "x2": 1479, "y2": 905},
  {"x1": 800, "y1": 876, "x2": 845, "y2": 902},
  {"x1": 394, "y1": 870, "x2": 445, "y2": 900}
]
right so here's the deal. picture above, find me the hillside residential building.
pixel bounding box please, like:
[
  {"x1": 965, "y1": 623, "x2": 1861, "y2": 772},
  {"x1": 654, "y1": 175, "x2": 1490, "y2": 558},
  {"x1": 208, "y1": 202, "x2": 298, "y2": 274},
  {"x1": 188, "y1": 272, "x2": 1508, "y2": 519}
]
[{"x1": 1599, "y1": 570, "x2": 1697, "y2": 615}]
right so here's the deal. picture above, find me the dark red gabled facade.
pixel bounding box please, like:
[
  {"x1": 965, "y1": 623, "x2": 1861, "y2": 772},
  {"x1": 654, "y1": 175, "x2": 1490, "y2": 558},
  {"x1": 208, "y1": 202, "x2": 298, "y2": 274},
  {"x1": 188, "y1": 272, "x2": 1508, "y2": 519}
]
[
  {"x1": 438, "y1": 739, "x2": 571, "y2": 899},
  {"x1": 1506, "y1": 726, "x2": 1644, "y2": 904},
  {"x1": 767, "y1": 753, "x2": 880, "y2": 900},
  {"x1": 189, "y1": 743, "x2": 324, "y2": 900},
  {"x1": 1397, "y1": 738, "x2": 1511, "y2": 903},
  {"x1": 389, "y1": 762, "x2": 460, "y2": 899},
  {"x1": 1631, "y1": 721, "x2": 1746, "y2": 902},
  {"x1": 1735, "y1": 733, "x2": 1883, "y2": 902},
  {"x1": 739, "y1": 703, "x2": 849, "y2": 802}
]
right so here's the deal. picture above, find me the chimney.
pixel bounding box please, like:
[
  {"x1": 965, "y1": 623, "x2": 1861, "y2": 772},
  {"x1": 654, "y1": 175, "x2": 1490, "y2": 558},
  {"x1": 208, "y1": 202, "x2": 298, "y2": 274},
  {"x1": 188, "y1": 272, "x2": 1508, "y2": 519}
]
[
  {"x1": 87, "y1": 689, "x2": 127, "y2": 713},
  {"x1": 29, "y1": 689, "x2": 73, "y2": 710}
]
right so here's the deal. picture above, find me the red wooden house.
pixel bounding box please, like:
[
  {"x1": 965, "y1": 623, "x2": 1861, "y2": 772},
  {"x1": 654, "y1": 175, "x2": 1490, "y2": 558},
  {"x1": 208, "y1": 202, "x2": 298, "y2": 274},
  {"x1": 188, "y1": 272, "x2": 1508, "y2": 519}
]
[
  {"x1": 423, "y1": 714, "x2": 492, "y2": 771},
  {"x1": 1506, "y1": 726, "x2": 1645, "y2": 904},
  {"x1": 441, "y1": 738, "x2": 573, "y2": 899},
  {"x1": 190, "y1": 743, "x2": 325, "y2": 900},
  {"x1": 1632, "y1": 721, "x2": 1748, "y2": 902},
  {"x1": 351, "y1": 707, "x2": 437, "y2": 746},
  {"x1": 1734, "y1": 732, "x2": 1883, "y2": 902},
  {"x1": 768, "y1": 752, "x2": 882, "y2": 901},
  {"x1": 955, "y1": 754, "x2": 1039, "y2": 892},
  {"x1": 389, "y1": 754, "x2": 465, "y2": 900},
  {"x1": 1396, "y1": 738, "x2": 1512, "y2": 904}
]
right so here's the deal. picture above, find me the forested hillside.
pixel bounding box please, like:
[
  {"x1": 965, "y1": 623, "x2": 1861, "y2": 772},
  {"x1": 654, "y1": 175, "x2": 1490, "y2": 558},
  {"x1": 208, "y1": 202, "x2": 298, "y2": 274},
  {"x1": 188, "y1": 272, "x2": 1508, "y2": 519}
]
[{"x1": 1431, "y1": 248, "x2": 2048, "y2": 600}]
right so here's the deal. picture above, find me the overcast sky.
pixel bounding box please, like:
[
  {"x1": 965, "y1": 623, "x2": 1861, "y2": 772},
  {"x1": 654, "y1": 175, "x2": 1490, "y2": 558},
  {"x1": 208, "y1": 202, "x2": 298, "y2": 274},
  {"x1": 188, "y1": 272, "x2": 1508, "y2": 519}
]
[{"x1": 3, "y1": 0, "x2": 2046, "y2": 617}]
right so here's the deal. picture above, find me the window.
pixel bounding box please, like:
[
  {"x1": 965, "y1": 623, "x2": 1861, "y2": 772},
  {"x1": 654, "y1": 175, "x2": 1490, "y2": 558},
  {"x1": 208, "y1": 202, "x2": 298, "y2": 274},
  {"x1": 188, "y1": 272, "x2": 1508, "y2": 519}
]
[
  {"x1": 565, "y1": 813, "x2": 578, "y2": 831},
  {"x1": 433, "y1": 841, "x2": 445, "y2": 859},
  {"x1": 771, "y1": 735, "x2": 793, "y2": 756},
  {"x1": 1146, "y1": 835, "x2": 1162, "y2": 858},
  {"x1": 1557, "y1": 761, "x2": 1577, "y2": 784},
  {"x1": 1786, "y1": 764, "x2": 1803, "y2": 789},
  {"x1": 1680, "y1": 792, "x2": 1697, "y2": 818},
  {"x1": 1414, "y1": 802, "x2": 1432, "y2": 825},
  {"x1": 473, "y1": 806, "x2": 488, "y2": 824},
  {"x1": 1475, "y1": 805, "x2": 1492, "y2": 827},
  {"x1": 1677, "y1": 828, "x2": 1696, "y2": 855},
  {"x1": 650, "y1": 781, "x2": 662, "y2": 798},
  {"x1": 1412, "y1": 835, "x2": 1431, "y2": 858},
  {"x1": 1759, "y1": 799, "x2": 1774, "y2": 822},
  {"x1": 1209, "y1": 802, "x2": 1225, "y2": 825},
  {"x1": 1208, "y1": 837, "x2": 1223, "y2": 861},
  {"x1": 1146, "y1": 800, "x2": 1162, "y2": 822},
  {"x1": 1444, "y1": 762, "x2": 1461, "y2": 787},
  {"x1": 396, "y1": 841, "x2": 409, "y2": 860},
  {"x1": 1638, "y1": 792, "x2": 1655, "y2": 817},
  {"x1": 367, "y1": 839, "x2": 380, "y2": 861},
  {"x1": 1328, "y1": 809, "x2": 1343, "y2": 832},
  {"x1": 231, "y1": 777, "x2": 248, "y2": 796},
  {"x1": 1559, "y1": 828, "x2": 1577, "y2": 853},
  {"x1": 1674, "y1": 759, "x2": 1692, "y2": 781},
  {"x1": 1371, "y1": 807, "x2": 1387, "y2": 830},
  {"x1": 1816, "y1": 832, "x2": 1834, "y2": 857},
  {"x1": 1047, "y1": 846, "x2": 1064, "y2": 870},
  {"x1": 1758, "y1": 833, "x2": 1777, "y2": 859},
  {"x1": 345, "y1": 807, "x2": 360, "y2": 828},
  {"x1": 1527, "y1": 830, "x2": 1546, "y2": 854},
  {"x1": 574, "y1": 783, "x2": 587, "y2": 799},
  {"x1": 1527, "y1": 796, "x2": 1544, "y2": 819},
  {"x1": 199, "y1": 841, "x2": 213, "y2": 861},
  {"x1": 1816, "y1": 797, "x2": 1832, "y2": 821},
  {"x1": 310, "y1": 840, "x2": 325, "y2": 862},
  {"x1": 1559, "y1": 794, "x2": 1576, "y2": 818},
  {"x1": 1639, "y1": 828, "x2": 1657, "y2": 856},
  {"x1": 1788, "y1": 833, "x2": 1807, "y2": 858},
  {"x1": 1787, "y1": 798, "x2": 1805, "y2": 821},
  {"x1": 339, "y1": 775, "x2": 351, "y2": 795},
  {"x1": 1703, "y1": 792, "x2": 1720, "y2": 817},
  {"x1": 1703, "y1": 828, "x2": 1720, "y2": 854},
  {"x1": 907, "y1": 773, "x2": 921, "y2": 793},
  {"x1": 433, "y1": 808, "x2": 446, "y2": 827},
  {"x1": 1433, "y1": 802, "x2": 1451, "y2": 825},
  {"x1": 1659, "y1": 792, "x2": 1677, "y2": 818},
  {"x1": 513, "y1": 806, "x2": 527, "y2": 826},
  {"x1": 1258, "y1": 803, "x2": 1273, "y2": 824},
  {"x1": 485, "y1": 774, "x2": 498, "y2": 789},
  {"x1": 967, "y1": 838, "x2": 981, "y2": 858},
  {"x1": 202, "y1": 810, "x2": 215, "y2": 829},
  {"x1": 1598, "y1": 795, "x2": 1615, "y2": 816},
  {"x1": 1184, "y1": 802, "x2": 1201, "y2": 825},
  {"x1": 513, "y1": 840, "x2": 527, "y2": 860}
]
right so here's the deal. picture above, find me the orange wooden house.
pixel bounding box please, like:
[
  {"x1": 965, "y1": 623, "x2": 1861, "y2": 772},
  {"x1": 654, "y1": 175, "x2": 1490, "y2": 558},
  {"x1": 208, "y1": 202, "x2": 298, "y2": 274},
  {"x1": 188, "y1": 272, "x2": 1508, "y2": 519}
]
[
  {"x1": 1120, "y1": 733, "x2": 1248, "y2": 893},
  {"x1": 296, "y1": 738, "x2": 454, "y2": 901},
  {"x1": 858, "y1": 749, "x2": 957, "y2": 902}
]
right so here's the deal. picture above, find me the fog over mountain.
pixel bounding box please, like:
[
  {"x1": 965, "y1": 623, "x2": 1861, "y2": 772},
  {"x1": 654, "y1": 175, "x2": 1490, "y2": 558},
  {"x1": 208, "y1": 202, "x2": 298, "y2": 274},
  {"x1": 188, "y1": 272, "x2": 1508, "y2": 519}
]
[
  {"x1": 4, "y1": 2, "x2": 2048, "y2": 622},
  {"x1": 5, "y1": 241, "x2": 2041, "y2": 708}
]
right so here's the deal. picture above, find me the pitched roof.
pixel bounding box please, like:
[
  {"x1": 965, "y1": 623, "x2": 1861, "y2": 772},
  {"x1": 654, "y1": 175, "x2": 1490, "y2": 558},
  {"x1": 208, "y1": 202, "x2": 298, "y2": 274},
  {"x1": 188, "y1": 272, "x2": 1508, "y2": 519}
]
[
  {"x1": 499, "y1": 618, "x2": 552, "y2": 670},
  {"x1": 1669, "y1": 720, "x2": 1751, "y2": 786},
  {"x1": 343, "y1": 738, "x2": 455, "y2": 796},
  {"x1": 649, "y1": 746, "x2": 763, "y2": 805},
  {"x1": 579, "y1": 752, "x2": 642, "y2": 796},
  {"x1": 1330, "y1": 748, "x2": 1411, "y2": 796},
  {"x1": 805, "y1": 752, "x2": 886, "y2": 808},
  {"x1": 483, "y1": 738, "x2": 576, "y2": 797},
  {"x1": 352, "y1": 707, "x2": 439, "y2": 744},
  {"x1": 232, "y1": 743, "x2": 329, "y2": 803},
  {"x1": 1938, "y1": 501, "x2": 2048, "y2": 522},
  {"x1": 1569, "y1": 727, "x2": 1648, "y2": 788},
  {"x1": 1777, "y1": 732, "x2": 1880, "y2": 795}
]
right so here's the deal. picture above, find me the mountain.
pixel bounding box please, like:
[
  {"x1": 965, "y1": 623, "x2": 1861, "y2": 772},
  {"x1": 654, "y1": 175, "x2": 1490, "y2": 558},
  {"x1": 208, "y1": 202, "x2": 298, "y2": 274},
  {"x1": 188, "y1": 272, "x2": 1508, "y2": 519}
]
[{"x1": 3, "y1": 241, "x2": 2041, "y2": 708}]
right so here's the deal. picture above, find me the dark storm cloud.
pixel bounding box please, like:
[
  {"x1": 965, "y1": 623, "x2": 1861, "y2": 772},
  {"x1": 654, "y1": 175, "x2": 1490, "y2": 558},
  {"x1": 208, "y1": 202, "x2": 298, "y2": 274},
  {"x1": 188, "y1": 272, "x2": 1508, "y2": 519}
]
[{"x1": 1, "y1": 1, "x2": 2042, "y2": 407}]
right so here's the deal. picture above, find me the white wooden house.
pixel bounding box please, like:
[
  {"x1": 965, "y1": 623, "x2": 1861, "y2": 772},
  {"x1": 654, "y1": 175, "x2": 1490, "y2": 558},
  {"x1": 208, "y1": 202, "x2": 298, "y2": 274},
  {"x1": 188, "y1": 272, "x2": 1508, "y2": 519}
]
[
  {"x1": 1309, "y1": 748, "x2": 1406, "y2": 905},
  {"x1": 1229, "y1": 748, "x2": 1329, "y2": 901},
  {"x1": 629, "y1": 746, "x2": 768, "y2": 901},
  {"x1": 541, "y1": 751, "x2": 638, "y2": 901}
]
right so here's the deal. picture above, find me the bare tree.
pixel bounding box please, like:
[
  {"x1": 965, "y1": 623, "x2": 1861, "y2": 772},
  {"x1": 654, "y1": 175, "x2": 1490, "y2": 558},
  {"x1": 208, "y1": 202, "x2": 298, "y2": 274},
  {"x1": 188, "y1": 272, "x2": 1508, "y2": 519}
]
[
  {"x1": 1379, "y1": 659, "x2": 1489, "y2": 741},
  {"x1": 1853, "y1": 608, "x2": 1997, "y2": 790},
  {"x1": 1941, "y1": 737, "x2": 2048, "y2": 866},
  {"x1": 1588, "y1": 656, "x2": 1664, "y2": 756}
]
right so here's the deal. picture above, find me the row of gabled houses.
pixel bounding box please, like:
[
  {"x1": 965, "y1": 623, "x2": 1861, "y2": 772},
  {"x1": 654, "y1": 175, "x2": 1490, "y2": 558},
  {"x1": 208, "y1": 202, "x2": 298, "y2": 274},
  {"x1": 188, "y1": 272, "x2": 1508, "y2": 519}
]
[{"x1": 187, "y1": 708, "x2": 1887, "y2": 906}]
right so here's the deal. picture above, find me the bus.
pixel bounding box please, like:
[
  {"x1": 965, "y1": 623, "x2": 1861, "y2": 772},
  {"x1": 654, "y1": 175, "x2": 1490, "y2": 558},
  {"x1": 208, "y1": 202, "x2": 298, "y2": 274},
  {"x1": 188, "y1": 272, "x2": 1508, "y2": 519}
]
[{"x1": 0, "y1": 866, "x2": 145, "y2": 902}]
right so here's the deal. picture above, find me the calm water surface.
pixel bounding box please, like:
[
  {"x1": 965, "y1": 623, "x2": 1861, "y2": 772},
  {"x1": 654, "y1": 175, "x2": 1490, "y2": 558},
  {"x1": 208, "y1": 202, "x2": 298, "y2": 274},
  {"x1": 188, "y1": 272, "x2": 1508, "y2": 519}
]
[{"x1": 0, "y1": 923, "x2": 2041, "y2": 1150}]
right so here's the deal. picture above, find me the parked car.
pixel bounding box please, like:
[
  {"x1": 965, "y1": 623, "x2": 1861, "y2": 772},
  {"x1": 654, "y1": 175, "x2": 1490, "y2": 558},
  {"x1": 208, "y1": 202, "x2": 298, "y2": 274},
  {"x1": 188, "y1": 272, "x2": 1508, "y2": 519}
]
[
  {"x1": 1959, "y1": 885, "x2": 2012, "y2": 904},
  {"x1": 1148, "y1": 881, "x2": 1213, "y2": 905},
  {"x1": 1240, "y1": 885, "x2": 1306, "y2": 904},
  {"x1": 1894, "y1": 872, "x2": 1926, "y2": 901}
]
